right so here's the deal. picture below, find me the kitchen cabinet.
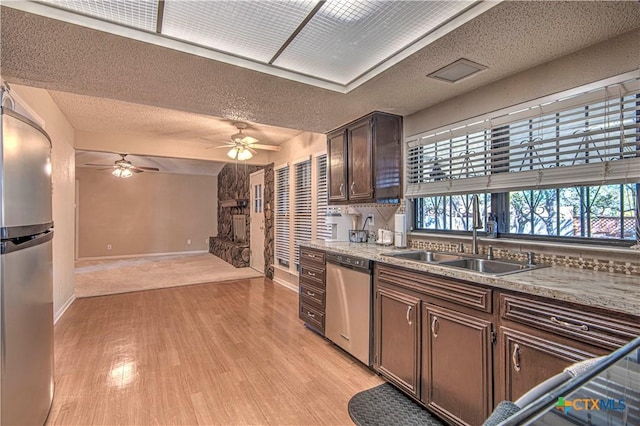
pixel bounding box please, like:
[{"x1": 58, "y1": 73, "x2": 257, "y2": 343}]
[
  {"x1": 369, "y1": 259, "x2": 640, "y2": 426},
  {"x1": 298, "y1": 247, "x2": 326, "y2": 335},
  {"x1": 496, "y1": 292, "x2": 640, "y2": 403},
  {"x1": 423, "y1": 304, "x2": 493, "y2": 426},
  {"x1": 327, "y1": 112, "x2": 402, "y2": 204},
  {"x1": 498, "y1": 327, "x2": 596, "y2": 402},
  {"x1": 374, "y1": 284, "x2": 421, "y2": 399}
]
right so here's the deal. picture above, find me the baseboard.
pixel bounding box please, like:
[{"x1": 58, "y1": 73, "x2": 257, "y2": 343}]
[
  {"x1": 273, "y1": 276, "x2": 298, "y2": 293},
  {"x1": 54, "y1": 294, "x2": 76, "y2": 324},
  {"x1": 78, "y1": 250, "x2": 208, "y2": 261}
]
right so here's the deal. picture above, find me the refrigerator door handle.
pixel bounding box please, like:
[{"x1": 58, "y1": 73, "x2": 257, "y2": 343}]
[{"x1": 1, "y1": 230, "x2": 53, "y2": 254}]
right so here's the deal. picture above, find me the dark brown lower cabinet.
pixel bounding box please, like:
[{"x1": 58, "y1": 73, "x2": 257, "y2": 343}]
[
  {"x1": 422, "y1": 304, "x2": 493, "y2": 426},
  {"x1": 499, "y1": 327, "x2": 598, "y2": 402},
  {"x1": 374, "y1": 285, "x2": 421, "y2": 399}
]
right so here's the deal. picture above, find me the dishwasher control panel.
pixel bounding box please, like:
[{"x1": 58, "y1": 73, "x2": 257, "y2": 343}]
[{"x1": 327, "y1": 253, "x2": 371, "y2": 271}]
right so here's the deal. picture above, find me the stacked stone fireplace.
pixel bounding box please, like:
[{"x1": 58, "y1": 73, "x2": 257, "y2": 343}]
[
  {"x1": 209, "y1": 212, "x2": 251, "y2": 268},
  {"x1": 209, "y1": 163, "x2": 263, "y2": 268}
]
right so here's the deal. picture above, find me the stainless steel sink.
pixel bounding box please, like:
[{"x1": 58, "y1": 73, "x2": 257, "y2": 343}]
[
  {"x1": 381, "y1": 250, "x2": 462, "y2": 263},
  {"x1": 438, "y1": 258, "x2": 545, "y2": 276}
]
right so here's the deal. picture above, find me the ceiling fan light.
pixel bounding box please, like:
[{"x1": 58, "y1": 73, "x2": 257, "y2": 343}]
[
  {"x1": 237, "y1": 148, "x2": 253, "y2": 161},
  {"x1": 112, "y1": 167, "x2": 133, "y2": 178},
  {"x1": 227, "y1": 147, "x2": 239, "y2": 159}
]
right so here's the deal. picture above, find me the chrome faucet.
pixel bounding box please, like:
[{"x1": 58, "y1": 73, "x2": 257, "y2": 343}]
[{"x1": 471, "y1": 195, "x2": 483, "y2": 255}]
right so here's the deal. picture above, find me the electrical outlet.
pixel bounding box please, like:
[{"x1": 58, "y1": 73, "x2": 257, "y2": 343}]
[
  {"x1": 107, "y1": 244, "x2": 112, "y2": 250},
  {"x1": 187, "y1": 239, "x2": 192, "y2": 245},
  {"x1": 366, "y1": 214, "x2": 374, "y2": 227}
]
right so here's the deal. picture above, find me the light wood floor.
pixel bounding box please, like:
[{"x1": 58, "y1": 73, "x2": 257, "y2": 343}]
[{"x1": 48, "y1": 278, "x2": 382, "y2": 425}]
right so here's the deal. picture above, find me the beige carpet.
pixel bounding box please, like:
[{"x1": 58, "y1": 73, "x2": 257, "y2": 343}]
[{"x1": 75, "y1": 253, "x2": 263, "y2": 298}]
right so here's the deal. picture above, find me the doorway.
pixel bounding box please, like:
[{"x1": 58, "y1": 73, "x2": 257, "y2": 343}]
[{"x1": 250, "y1": 170, "x2": 265, "y2": 273}]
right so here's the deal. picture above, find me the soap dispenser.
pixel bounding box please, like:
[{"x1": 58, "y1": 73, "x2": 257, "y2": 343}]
[{"x1": 486, "y1": 212, "x2": 498, "y2": 238}]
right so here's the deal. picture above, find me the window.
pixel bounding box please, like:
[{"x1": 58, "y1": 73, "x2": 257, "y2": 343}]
[
  {"x1": 507, "y1": 184, "x2": 638, "y2": 239},
  {"x1": 415, "y1": 193, "x2": 488, "y2": 231},
  {"x1": 275, "y1": 165, "x2": 290, "y2": 267},
  {"x1": 315, "y1": 153, "x2": 332, "y2": 240},
  {"x1": 409, "y1": 73, "x2": 640, "y2": 244},
  {"x1": 293, "y1": 158, "x2": 312, "y2": 269}
]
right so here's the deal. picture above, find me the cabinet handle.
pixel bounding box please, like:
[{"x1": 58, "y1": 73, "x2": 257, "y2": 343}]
[
  {"x1": 406, "y1": 306, "x2": 413, "y2": 325},
  {"x1": 306, "y1": 253, "x2": 317, "y2": 259},
  {"x1": 307, "y1": 312, "x2": 315, "y2": 319},
  {"x1": 307, "y1": 271, "x2": 316, "y2": 277},
  {"x1": 431, "y1": 316, "x2": 439, "y2": 338},
  {"x1": 512, "y1": 344, "x2": 521, "y2": 372},
  {"x1": 306, "y1": 290, "x2": 316, "y2": 297},
  {"x1": 550, "y1": 316, "x2": 589, "y2": 331},
  {"x1": 350, "y1": 181, "x2": 356, "y2": 194},
  {"x1": 339, "y1": 183, "x2": 345, "y2": 196}
]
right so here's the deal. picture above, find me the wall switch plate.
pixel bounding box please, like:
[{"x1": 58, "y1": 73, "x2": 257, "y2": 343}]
[
  {"x1": 107, "y1": 244, "x2": 112, "y2": 250},
  {"x1": 187, "y1": 239, "x2": 192, "y2": 245}
]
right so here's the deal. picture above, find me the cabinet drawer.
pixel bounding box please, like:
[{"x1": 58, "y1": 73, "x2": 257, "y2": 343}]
[
  {"x1": 500, "y1": 294, "x2": 640, "y2": 350},
  {"x1": 300, "y1": 302, "x2": 324, "y2": 333},
  {"x1": 300, "y1": 281, "x2": 325, "y2": 309},
  {"x1": 299, "y1": 263, "x2": 325, "y2": 286},
  {"x1": 377, "y1": 264, "x2": 492, "y2": 313},
  {"x1": 300, "y1": 248, "x2": 325, "y2": 266}
]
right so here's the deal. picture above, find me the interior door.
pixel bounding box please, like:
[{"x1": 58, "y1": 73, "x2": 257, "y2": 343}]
[{"x1": 249, "y1": 170, "x2": 265, "y2": 273}]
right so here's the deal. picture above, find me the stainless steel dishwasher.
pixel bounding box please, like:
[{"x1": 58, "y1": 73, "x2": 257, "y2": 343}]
[{"x1": 325, "y1": 253, "x2": 373, "y2": 366}]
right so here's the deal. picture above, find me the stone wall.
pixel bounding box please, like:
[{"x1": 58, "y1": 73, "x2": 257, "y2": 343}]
[
  {"x1": 217, "y1": 163, "x2": 263, "y2": 242},
  {"x1": 263, "y1": 163, "x2": 274, "y2": 279},
  {"x1": 209, "y1": 237, "x2": 250, "y2": 268}
]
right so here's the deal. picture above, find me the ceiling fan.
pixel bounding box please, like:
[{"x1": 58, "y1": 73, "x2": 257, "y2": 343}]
[
  {"x1": 85, "y1": 153, "x2": 160, "y2": 178},
  {"x1": 207, "y1": 122, "x2": 281, "y2": 160}
]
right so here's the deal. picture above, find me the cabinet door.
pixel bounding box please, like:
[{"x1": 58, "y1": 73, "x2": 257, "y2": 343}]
[
  {"x1": 375, "y1": 286, "x2": 421, "y2": 399},
  {"x1": 500, "y1": 327, "x2": 596, "y2": 403},
  {"x1": 423, "y1": 304, "x2": 493, "y2": 426},
  {"x1": 327, "y1": 130, "x2": 347, "y2": 202},
  {"x1": 347, "y1": 118, "x2": 373, "y2": 200}
]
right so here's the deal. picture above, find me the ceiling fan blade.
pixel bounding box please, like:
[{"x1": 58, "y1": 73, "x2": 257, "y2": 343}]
[
  {"x1": 247, "y1": 147, "x2": 258, "y2": 155},
  {"x1": 85, "y1": 163, "x2": 115, "y2": 167},
  {"x1": 240, "y1": 135, "x2": 259, "y2": 144},
  {"x1": 249, "y1": 144, "x2": 281, "y2": 152},
  {"x1": 130, "y1": 167, "x2": 145, "y2": 173},
  {"x1": 135, "y1": 166, "x2": 160, "y2": 171}
]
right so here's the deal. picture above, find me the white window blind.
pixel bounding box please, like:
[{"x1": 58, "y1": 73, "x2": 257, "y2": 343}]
[
  {"x1": 293, "y1": 158, "x2": 312, "y2": 267},
  {"x1": 275, "y1": 165, "x2": 290, "y2": 267},
  {"x1": 315, "y1": 153, "x2": 332, "y2": 240},
  {"x1": 406, "y1": 75, "x2": 640, "y2": 197}
]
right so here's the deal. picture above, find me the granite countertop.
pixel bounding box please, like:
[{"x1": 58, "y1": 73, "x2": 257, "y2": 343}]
[{"x1": 301, "y1": 240, "x2": 640, "y2": 317}]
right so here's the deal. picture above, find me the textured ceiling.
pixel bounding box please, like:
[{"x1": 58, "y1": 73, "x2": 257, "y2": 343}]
[
  {"x1": 48, "y1": 91, "x2": 303, "y2": 144},
  {"x1": 2, "y1": 1, "x2": 640, "y2": 139}
]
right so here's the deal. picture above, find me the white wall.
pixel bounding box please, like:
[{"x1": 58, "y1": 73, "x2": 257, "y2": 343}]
[{"x1": 9, "y1": 84, "x2": 76, "y2": 322}]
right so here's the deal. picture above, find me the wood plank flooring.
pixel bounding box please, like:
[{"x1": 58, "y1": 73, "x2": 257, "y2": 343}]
[{"x1": 48, "y1": 277, "x2": 382, "y2": 425}]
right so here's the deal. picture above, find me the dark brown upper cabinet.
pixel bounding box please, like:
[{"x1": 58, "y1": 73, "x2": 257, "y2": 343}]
[{"x1": 327, "y1": 112, "x2": 402, "y2": 204}]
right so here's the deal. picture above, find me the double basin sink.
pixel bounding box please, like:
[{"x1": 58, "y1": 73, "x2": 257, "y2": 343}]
[{"x1": 381, "y1": 250, "x2": 546, "y2": 276}]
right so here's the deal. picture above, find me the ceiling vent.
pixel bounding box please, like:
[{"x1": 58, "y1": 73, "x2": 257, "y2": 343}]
[{"x1": 428, "y1": 58, "x2": 487, "y2": 83}]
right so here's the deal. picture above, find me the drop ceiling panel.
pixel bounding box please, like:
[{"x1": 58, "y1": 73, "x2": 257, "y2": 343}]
[
  {"x1": 40, "y1": 0, "x2": 158, "y2": 32},
  {"x1": 161, "y1": 0, "x2": 318, "y2": 63},
  {"x1": 273, "y1": 0, "x2": 474, "y2": 84}
]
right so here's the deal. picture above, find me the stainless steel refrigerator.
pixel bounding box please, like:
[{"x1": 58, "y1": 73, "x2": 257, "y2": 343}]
[{"x1": 0, "y1": 100, "x2": 54, "y2": 425}]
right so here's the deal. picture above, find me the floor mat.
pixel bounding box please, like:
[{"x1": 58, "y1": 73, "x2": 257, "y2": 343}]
[{"x1": 348, "y1": 382, "x2": 445, "y2": 426}]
